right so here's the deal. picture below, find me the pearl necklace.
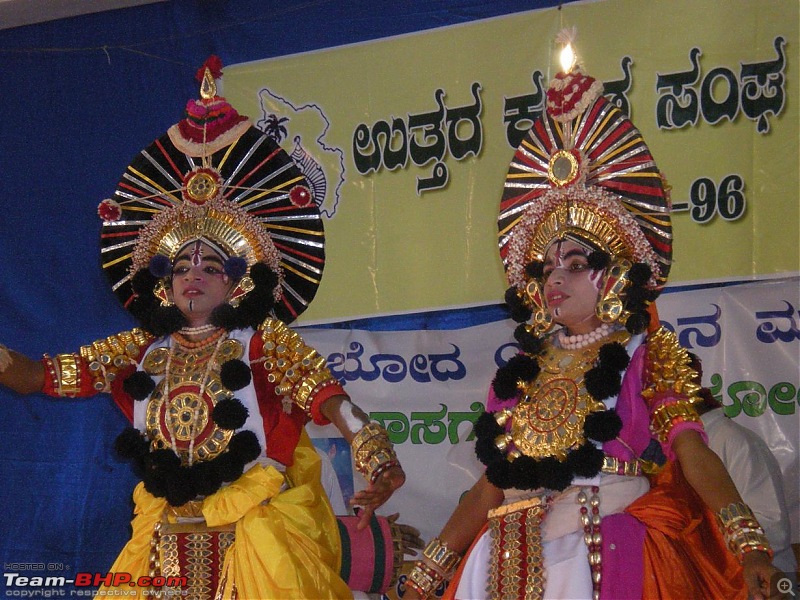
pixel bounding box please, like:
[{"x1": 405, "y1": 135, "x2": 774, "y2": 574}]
[
  {"x1": 179, "y1": 324, "x2": 218, "y2": 335},
  {"x1": 557, "y1": 323, "x2": 613, "y2": 350}
]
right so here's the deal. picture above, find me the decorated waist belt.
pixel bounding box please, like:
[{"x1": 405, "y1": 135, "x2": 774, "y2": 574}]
[
  {"x1": 155, "y1": 502, "x2": 236, "y2": 599},
  {"x1": 600, "y1": 456, "x2": 643, "y2": 477},
  {"x1": 487, "y1": 496, "x2": 551, "y2": 600}
]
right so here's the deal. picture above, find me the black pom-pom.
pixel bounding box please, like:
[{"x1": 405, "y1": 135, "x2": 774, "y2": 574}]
[
  {"x1": 508, "y1": 455, "x2": 540, "y2": 490},
  {"x1": 473, "y1": 411, "x2": 503, "y2": 440},
  {"x1": 628, "y1": 263, "x2": 652, "y2": 286},
  {"x1": 148, "y1": 448, "x2": 181, "y2": 472},
  {"x1": 220, "y1": 359, "x2": 252, "y2": 391},
  {"x1": 566, "y1": 443, "x2": 605, "y2": 478},
  {"x1": 215, "y1": 453, "x2": 246, "y2": 483},
  {"x1": 224, "y1": 257, "x2": 248, "y2": 280},
  {"x1": 189, "y1": 461, "x2": 223, "y2": 497},
  {"x1": 491, "y1": 367, "x2": 521, "y2": 400},
  {"x1": 131, "y1": 268, "x2": 158, "y2": 296},
  {"x1": 228, "y1": 430, "x2": 262, "y2": 463},
  {"x1": 583, "y1": 410, "x2": 623, "y2": 442},
  {"x1": 598, "y1": 342, "x2": 630, "y2": 372},
  {"x1": 587, "y1": 251, "x2": 611, "y2": 270},
  {"x1": 165, "y1": 466, "x2": 197, "y2": 507},
  {"x1": 122, "y1": 371, "x2": 156, "y2": 401},
  {"x1": 625, "y1": 285, "x2": 649, "y2": 307},
  {"x1": 625, "y1": 311, "x2": 651, "y2": 334},
  {"x1": 114, "y1": 427, "x2": 149, "y2": 459},
  {"x1": 212, "y1": 398, "x2": 249, "y2": 430},
  {"x1": 514, "y1": 324, "x2": 544, "y2": 355},
  {"x1": 148, "y1": 305, "x2": 187, "y2": 336},
  {"x1": 210, "y1": 303, "x2": 240, "y2": 330},
  {"x1": 505, "y1": 354, "x2": 541, "y2": 382},
  {"x1": 250, "y1": 262, "x2": 279, "y2": 290},
  {"x1": 584, "y1": 366, "x2": 622, "y2": 401},
  {"x1": 524, "y1": 260, "x2": 544, "y2": 279},
  {"x1": 492, "y1": 355, "x2": 540, "y2": 399},
  {"x1": 143, "y1": 472, "x2": 168, "y2": 498},
  {"x1": 504, "y1": 287, "x2": 533, "y2": 324},
  {"x1": 149, "y1": 254, "x2": 173, "y2": 278},
  {"x1": 485, "y1": 459, "x2": 512, "y2": 489},
  {"x1": 536, "y1": 457, "x2": 573, "y2": 491}
]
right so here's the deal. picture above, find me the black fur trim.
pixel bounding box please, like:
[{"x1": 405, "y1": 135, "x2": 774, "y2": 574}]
[
  {"x1": 566, "y1": 442, "x2": 605, "y2": 478},
  {"x1": 536, "y1": 457, "x2": 574, "y2": 491},
  {"x1": 625, "y1": 311, "x2": 651, "y2": 334},
  {"x1": 212, "y1": 398, "x2": 249, "y2": 430},
  {"x1": 210, "y1": 303, "x2": 240, "y2": 330},
  {"x1": 587, "y1": 251, "x2": 611, "y2": 270},
  {"x1": 148, "y1": 305, "x2": 188, "y2": 336},
  {"x1": 122, "y1": 371, "x2": 156, "y2": 401},
  {"x1": 508, "y1": 455, "x2": 540, "y2": 490},
  {"x1": 514, "y1": 324, "x2": 544, "y2": 355},
  {"x1": 215, "y1": 452, "x2": 246, "y2": 483},
  {"x1": 584, "y1": 365, "x2": 622, "y2": 401},
  {"x1": 189, "y1": 461, "x2": 224, "y2": 497},
  {"x1": 165, "y1": 466, "x2": 197, "y2": 507},
  {"x1": 628, "y1": 263, "x2": 652, "y2": 286},
  {"x1": 131, "y1": 268, "x2": 159, "y2": 296},
  {"x1": 228, "y1": 431, "x2": 262, "y2": 463},
  {"x1": 114, "y1": 427, "x2": 149, "y2": 459},
  {"x1": 504, "y1": 286, "x2": 533, "y2": 324},
  {"x1": 219, "y1": 359, "x2": 252, "y2": 391},
  {"x1": 583, "y1": 410, "x2": 623, "y2": 442},
  {"x1": 250, "y1": 262, "x2": 279, "y2": 292},
  {"x1": 484, "y1": 459, "x2": 512, "y2": 489},
  {"x1": 598, "y1": 342, "x2": 630, "y2": 372},
  {"x1": 524, "y1": 260, "x2": 544, "y2": 279},
  {"x1": 491, "y1": 355, "x2": 539, "y2": 399}
]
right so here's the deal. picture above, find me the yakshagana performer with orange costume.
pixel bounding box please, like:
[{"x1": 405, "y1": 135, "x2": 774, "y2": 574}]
[
  {"x1": 0, "y1": 58, "x2": 406, "y2": 599},
  {"x1": 403, "y1": 36, "x2": 783, "y2": 600}
]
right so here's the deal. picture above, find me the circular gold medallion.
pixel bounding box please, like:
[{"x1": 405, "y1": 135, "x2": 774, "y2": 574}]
[
  {"x1": 185, "y1": 171, "x2": 220, "y2": 204},
  {"x1": 547, "y1": 149, "x2": 580, "y2": 187}
]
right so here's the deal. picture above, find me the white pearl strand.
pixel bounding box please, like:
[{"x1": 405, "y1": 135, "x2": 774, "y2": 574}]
[
  {"x1": 179, "y1": 324, "x2": 219, "y2": 336},
  {"x1": 557, "y1": 323, "x2": 613, "y2": 350}
]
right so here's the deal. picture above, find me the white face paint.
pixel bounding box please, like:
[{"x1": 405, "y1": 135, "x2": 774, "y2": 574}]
[{"x1": 542, "y1": 238, "x2": 606, "y2": 334}]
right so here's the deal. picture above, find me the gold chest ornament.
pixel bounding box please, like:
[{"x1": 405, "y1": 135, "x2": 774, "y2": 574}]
[
  {"x1": 142, "y1": 338, "x2": 244, "y2": 464},
  {"x1": 510, "y1": 331, "x2": 629, "y2": 461}
]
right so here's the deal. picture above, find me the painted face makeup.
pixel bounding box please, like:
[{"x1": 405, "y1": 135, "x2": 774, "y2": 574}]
[
  {"x1": 542, "y1": 238, "x2": 605, "y2": 334},
  {"x1": 171, "y1": 241, "x2": 233, "y2": 327}
]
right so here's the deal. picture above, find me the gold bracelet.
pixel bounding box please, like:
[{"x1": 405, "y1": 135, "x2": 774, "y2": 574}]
[
  {"x1": 716, "y1": 502, "x2": 774, "y2": 562},
  {"x1": 649, "y1": 400, "x2": 700, "y2": 443},
  {"x1": 422, "y1": 537, "x2": 462, "y2": 575},
  {"x1": 350, "y1": 423, "x2": 398, "y2": 484},
  {"x1": 406, "y1": 560, "x2": 444, "y2": 599}
]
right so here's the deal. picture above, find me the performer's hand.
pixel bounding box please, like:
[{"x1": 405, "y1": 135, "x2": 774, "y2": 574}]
[
  {"x1": 386, "y1": 512, "x2": 423, "y2": 557},
  {"x1": 742, "y1": 551, "x2": 784, "y2": 599},
  {"x1": 350, "y1": 465, "x2": 405, "y2": 529}
]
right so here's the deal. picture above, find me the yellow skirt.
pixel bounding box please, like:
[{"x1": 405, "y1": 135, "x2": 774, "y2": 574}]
[{"x1": 105, "y1": 432, "x2": 352, "y2": 599}]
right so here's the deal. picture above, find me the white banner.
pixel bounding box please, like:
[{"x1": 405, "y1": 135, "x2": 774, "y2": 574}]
[{"x1": 304, "y1": 275, "x2": 800, "y2": 544}]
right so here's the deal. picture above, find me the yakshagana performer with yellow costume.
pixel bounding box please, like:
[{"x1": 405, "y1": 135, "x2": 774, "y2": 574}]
[
  {"x1": 0, "y1": 58, "x2": 406, "y2": 599},
  {"x1": 403, "y1": 36, "x2": 783, "y2": 600}
]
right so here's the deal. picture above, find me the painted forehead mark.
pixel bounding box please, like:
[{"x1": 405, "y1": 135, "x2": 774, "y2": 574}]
[{"x1": 190, "y1": 240, "x2": 203, "y2": 267}]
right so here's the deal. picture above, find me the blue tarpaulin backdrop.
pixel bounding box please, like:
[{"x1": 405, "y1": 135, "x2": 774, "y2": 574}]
[{"x1": 0, "y1": 0, "x2": 575, "y2": 585}]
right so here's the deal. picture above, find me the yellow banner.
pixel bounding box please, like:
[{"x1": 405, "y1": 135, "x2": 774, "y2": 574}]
[{"x1": 225, "y1": 0, "x2": 798, "y2": 323}]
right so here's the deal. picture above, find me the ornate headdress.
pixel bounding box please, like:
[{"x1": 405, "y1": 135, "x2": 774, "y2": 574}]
[
  {"x1": 98, "y1": 56, "x2": 323, "y2": 328},
  {"x1": 498, "y1": 35, "x2": 671, "y2": 334}
]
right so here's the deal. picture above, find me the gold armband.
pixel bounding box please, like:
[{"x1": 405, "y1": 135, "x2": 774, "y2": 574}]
[
  {"x1": 44, "y1": 353, "x2": 81, "y2": 396},
  {"x1": 641, "y1": 327, "x2": 701, "y2": 401},
  {"x1": 79, "y1": 328, "x2": 154, "y2": 392},
  {"x1": 405, "y1": 538, "x2": 462, "y2": 599},
  {"x1": 716, "y1": 502, "x2": 774, "y2": 562},
  {"x1": 649, "y1": 400, "x2": 701, "y2": 444},
  {"x1": 351, "y1": 423, "x2": 399, "y2": 484}
]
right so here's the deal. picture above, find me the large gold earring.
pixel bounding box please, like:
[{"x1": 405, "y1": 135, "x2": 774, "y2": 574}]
[
  {"x1": 227, "y1": 276, "x2": 255, "y2": 307},
  {"x1": 153, "y1": 279, "x2": 174, "y2": 307},
  {"x1": 524, "y1": 279, "x2": 554, "y2": 335},
  {"x1": 596, "y1": 260, "x2": 631, "y2": 323}
]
